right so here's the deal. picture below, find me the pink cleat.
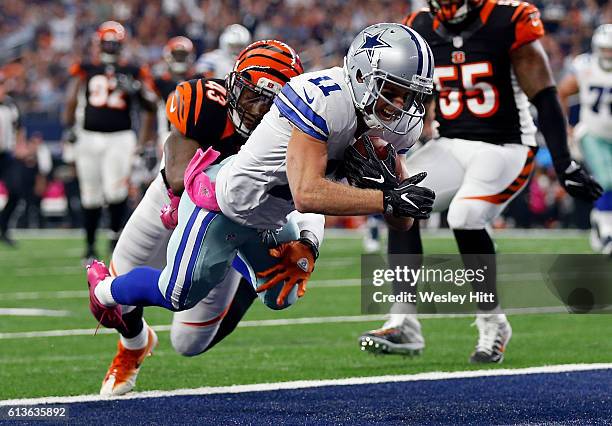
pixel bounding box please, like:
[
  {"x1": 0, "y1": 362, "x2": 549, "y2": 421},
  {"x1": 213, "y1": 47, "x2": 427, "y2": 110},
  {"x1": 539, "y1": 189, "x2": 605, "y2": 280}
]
[{"x1": 87, "y1": 260, "x2": 124, "y2": 330}]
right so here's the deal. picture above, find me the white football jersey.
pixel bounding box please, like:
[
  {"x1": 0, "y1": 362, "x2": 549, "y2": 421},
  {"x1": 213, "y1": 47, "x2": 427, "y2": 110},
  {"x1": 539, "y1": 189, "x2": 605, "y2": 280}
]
[
  {"x1": 215, "y1": 66, "x2": 422, "y2": 229},
  {"x1": 572, "y1": 54, "x2": 612, "y2": 140},
  {"x1": 195, "y1": 49, "x2": 236, "y2": 79}
]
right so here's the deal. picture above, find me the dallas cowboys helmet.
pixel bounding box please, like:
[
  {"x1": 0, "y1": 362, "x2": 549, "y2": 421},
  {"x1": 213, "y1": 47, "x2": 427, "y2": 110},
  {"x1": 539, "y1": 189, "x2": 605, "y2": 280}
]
[
  {"x1": 344, "y1": 23, "x2": 434, "y2": 135},
  {"x1": 592, "y1": 24, "x2": 612, "y2": 71}
]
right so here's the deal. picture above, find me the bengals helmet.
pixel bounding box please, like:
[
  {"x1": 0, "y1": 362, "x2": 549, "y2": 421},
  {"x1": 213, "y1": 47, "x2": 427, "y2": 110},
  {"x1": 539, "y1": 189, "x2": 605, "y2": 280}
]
[
  {"x1": 427, "y1": 0, "x2": 485, "y2": 25},
  {"x1": 226, "y1": 40, "x2": 303, "y2": 137},
  {"x1": 163, "y1": 36, "x2": 195, "y2": 75},
  {"x1": 96, "y1": 21, "x2": 126, "y2": 64}
]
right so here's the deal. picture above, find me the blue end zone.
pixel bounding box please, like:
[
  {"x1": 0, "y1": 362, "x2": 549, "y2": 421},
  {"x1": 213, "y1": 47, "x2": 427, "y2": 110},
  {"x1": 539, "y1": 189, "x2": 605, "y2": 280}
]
[{"x1": 19, "y1": 369, "x2": 612, "y2": 425}]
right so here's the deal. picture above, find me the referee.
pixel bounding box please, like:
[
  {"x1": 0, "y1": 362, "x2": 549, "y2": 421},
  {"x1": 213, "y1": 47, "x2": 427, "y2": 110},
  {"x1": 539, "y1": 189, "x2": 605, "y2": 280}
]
[{"x1": 0, "y1": 74, "x2": 26, "y2": 247}]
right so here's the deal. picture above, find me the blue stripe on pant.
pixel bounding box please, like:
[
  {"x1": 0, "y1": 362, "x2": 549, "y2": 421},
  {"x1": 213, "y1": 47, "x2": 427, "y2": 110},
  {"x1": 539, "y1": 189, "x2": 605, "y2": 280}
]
[
  {"x1": 162, "y1": 204, "x2": 218, "y2": 310},
  {"x1": 156, "y1": 190, "x2": 302, "y2": 311}
]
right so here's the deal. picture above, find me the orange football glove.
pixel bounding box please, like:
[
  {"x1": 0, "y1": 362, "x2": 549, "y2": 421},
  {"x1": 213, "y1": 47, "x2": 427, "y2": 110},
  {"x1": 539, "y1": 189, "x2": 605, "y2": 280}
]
[{"x1": 256, "y1": 240, "x2": 316, "y2": 306}]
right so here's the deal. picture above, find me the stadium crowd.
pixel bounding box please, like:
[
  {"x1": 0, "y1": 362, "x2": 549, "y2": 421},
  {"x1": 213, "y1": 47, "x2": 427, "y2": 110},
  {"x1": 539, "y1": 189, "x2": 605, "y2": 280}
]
[{"x1": 0, "y1": 0, "x2": 610, "y2": 231}]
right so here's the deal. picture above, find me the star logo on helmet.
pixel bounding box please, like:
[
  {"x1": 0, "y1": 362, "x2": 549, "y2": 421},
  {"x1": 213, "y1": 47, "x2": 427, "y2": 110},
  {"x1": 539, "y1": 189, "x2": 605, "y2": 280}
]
[{"x1": 355, "y1": 29, "x2": 391, "y2": 61}]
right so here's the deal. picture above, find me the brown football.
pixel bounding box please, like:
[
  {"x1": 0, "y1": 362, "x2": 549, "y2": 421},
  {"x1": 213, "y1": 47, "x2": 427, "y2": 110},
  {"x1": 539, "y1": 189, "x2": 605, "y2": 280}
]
[{"x1": 352, "y1": 135, "x2": 403, "y2": 176}]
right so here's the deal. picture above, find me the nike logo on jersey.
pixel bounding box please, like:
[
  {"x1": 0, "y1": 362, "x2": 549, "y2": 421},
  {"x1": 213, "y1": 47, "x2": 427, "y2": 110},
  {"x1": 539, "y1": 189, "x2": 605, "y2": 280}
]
[
  {"x1": 363, "y1": 175, "x2": 385, "y2": 184},
  {"x1": 169, "y1": 95, "x2": 177, "y2": 113},
  {"x1": 400, "y1": 193, "x2": 419, "y2": 210},
  {"x1": 303, "y1": 89, "x2": 315, "y2": 104}
]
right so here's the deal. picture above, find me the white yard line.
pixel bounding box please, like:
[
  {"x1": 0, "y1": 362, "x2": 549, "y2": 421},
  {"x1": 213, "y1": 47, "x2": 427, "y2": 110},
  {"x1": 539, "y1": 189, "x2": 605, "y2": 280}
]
[
  {"x1": 0, "y1": 308, "x2": 70, "y2": 317},
  {"x1": 1, "y1": 363, "x2": 610, "y2": 406},
  {"x1": 0, "y1": 307, "x2": 576, "y2": 340},
  {"x1": 0, "y1": 290, "x2": 89, "y2": 301},
  {"x1": 0, "y1": 270, "x2": 554, "y2": 301}
]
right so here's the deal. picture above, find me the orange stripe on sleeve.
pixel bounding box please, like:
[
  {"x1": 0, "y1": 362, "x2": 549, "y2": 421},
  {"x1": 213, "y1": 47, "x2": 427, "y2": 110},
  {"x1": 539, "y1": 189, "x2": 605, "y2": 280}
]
[
  {"x1": 69, "y1": 63, "x2": 85, "y2": 79},
  {"x1": 166, "y1": 82, "x2": 192, "y2": 136},
  {"x1": 194, "y1": 79, "x2": 203, "y2": 125},
  {"x1": 403, "y1": 11, "x2": 419, "y2": 27},
  {"x1": 479, "y1": 0, "x2": 497, "y2": 25},
  {"x1": 510, "y1": 3, "x2": 545, "y2": 52}
]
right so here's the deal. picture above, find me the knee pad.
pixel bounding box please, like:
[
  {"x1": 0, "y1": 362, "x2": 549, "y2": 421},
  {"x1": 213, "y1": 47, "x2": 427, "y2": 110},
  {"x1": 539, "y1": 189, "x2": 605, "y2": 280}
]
[
  {"x1": 447, "y1": 201, "x2": 491, "y2": 230},
  {"x1": 170, "y1": 322, "x2": 216, "y2": 357}
]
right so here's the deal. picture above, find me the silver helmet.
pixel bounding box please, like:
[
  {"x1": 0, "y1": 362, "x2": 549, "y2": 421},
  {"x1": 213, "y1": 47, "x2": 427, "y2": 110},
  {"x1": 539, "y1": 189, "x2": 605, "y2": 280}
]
[
  {"x1": 344, "y1": 23, "x2": 434, "y2": 135},
  {"x1": 593, "y1": 24, "x2": 612, "y2": 71},
  {"x1": 220, "y1": 24, "x2": 252, "y2": 57}
]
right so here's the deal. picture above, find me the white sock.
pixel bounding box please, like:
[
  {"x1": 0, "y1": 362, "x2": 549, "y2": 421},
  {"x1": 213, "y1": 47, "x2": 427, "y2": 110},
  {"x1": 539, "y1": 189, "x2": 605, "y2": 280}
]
[
  {"x1": 121, "y1": 305, "x2": 137, "y2": 314},
  {"x1": 120, "y1": 320, "x2": 149, "y2": 350},
  {"x1": 94, "y1": 277, "x2": 117, "y2": 307}
]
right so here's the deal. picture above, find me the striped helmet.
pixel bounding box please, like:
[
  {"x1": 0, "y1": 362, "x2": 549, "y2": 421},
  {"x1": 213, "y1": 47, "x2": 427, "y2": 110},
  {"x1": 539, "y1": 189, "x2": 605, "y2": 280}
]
[
  {"x1": 96, "y1": 21, "x2": 126, "y2": 64},
  {"x1": 163, "y1": 36, "x2": 194, "y2": 75},
  {"x1": 227, "y1": 40, "x2": 303, "y2": 137},
  {"x1": 427, "y1": 0, "x2": 485, "y2": 25},
  {"x1": 344, "y1": 23, "x2": 434, "y2": 135}
]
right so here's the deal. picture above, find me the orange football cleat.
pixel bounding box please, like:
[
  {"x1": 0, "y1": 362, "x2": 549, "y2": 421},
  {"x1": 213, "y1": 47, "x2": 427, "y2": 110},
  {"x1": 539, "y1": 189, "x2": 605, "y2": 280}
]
[{"x1": 100, "y1": 327, "x2": 158, "y2": 396}]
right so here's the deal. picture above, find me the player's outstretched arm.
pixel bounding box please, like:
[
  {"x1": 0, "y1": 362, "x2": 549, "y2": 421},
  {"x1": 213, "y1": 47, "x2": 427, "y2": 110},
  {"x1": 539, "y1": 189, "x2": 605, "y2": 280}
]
[
  {"x1": 512, "y1": 40, "x2": 602, "y2": 201},
  {"x1": 286, "y1": 128, "x2": 431, "y2": 229},
  {"x1": 287, "y1": 127, "x2": 385, "y2": 215},
  {"x1": 163, "y1": 127, "x2": 200, "y2": 194}
]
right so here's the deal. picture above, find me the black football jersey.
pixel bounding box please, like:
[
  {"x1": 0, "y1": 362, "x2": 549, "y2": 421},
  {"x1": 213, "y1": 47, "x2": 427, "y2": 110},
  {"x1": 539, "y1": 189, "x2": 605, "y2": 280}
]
[
  {"x1": 70, "y1": 61, "x2": 152, "y2": 132},
  {"x1": 405, "y1": 0, "x2": 545, "y2": 145},
  {"x1": 166, "y1": 78, "x2": 245, "y2": 160}
]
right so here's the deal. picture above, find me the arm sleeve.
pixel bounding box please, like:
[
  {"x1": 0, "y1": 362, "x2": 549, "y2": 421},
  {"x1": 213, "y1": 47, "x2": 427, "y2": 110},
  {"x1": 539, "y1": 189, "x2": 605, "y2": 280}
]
[{"x1": 530, "y1": 86, "x2": 571, "y2": 174}]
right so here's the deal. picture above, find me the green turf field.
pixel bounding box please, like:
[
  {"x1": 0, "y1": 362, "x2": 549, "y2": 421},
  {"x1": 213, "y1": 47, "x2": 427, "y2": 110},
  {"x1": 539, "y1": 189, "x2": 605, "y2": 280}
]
[{"x1": 1, "y1": 231, "x2": 611, "y2": 400}]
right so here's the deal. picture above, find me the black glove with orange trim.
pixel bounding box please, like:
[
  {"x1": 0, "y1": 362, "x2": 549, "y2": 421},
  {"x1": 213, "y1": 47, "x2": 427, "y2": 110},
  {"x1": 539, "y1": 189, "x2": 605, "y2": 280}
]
[{"x1": 256, "y1": 239, "x2": 317, "y2": 306}]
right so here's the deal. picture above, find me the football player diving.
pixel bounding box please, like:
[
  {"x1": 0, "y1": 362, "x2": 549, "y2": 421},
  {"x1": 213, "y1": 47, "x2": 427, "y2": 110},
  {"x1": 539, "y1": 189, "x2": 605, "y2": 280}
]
[{"x1": 86, "y1": 23, "x2": 437, "y2": 391}]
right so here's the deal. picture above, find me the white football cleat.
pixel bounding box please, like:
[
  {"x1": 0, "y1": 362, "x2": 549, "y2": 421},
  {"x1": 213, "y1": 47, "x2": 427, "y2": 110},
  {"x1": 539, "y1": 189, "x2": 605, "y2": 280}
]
[
  {"x1": 100, "y1": 327, "x2": 158, "y2": 396},
  {"x1": 359, "y1": 314, "x2": 424, "y2": 356},
  {"x1": 469, "y1": 313, "x2": 512, "y2": 364}
]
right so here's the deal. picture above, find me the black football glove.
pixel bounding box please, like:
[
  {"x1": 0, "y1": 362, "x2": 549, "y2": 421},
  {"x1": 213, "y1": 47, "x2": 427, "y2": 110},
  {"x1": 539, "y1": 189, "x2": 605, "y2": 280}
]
[
  {"x1": 344, "y1": 135, "x2": 399, "y2": 190},
  {"x1": 383, "y1": 172, "x2": 435, "y2": 219},
  {"x1": 557, "y1": 161, "x2": 603, "y2": 202}
]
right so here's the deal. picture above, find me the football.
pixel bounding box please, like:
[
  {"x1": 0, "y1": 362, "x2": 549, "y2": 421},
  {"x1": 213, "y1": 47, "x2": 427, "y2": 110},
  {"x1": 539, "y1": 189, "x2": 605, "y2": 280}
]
[
  {"x1": 353, "y1": 135, "x2": 391, "y2": 160},
  {"x1": 352, "y1": 135, "x2": 403, "y2": 177}
]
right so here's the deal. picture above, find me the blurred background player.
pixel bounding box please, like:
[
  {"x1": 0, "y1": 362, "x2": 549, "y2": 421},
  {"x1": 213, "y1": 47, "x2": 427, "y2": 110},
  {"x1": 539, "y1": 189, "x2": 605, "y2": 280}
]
[
  {"x1": 152, "y1": 36, "x2": 197, "y2": 149},
  {"x1": 99, "y1": 40, "x2": 303, "y2": 396},
  {"x1": 62, "y1": 21, "x2": 157, "y2": 262},
  {"x1": 559, "y1": 24, "x2": 612, "y2": 255},
  {"x1": 131, "y1": 36, "x2": 197, "y2": 205},
  {"x1": 0, "y1": 74, "x2": 26, "y2": 246},
  {"x1": 359, "y1": 0, "x2": 603, "y2": 363},
  {"x1": 196, "y1": 24, "x2": 252, "y2": 79}
]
